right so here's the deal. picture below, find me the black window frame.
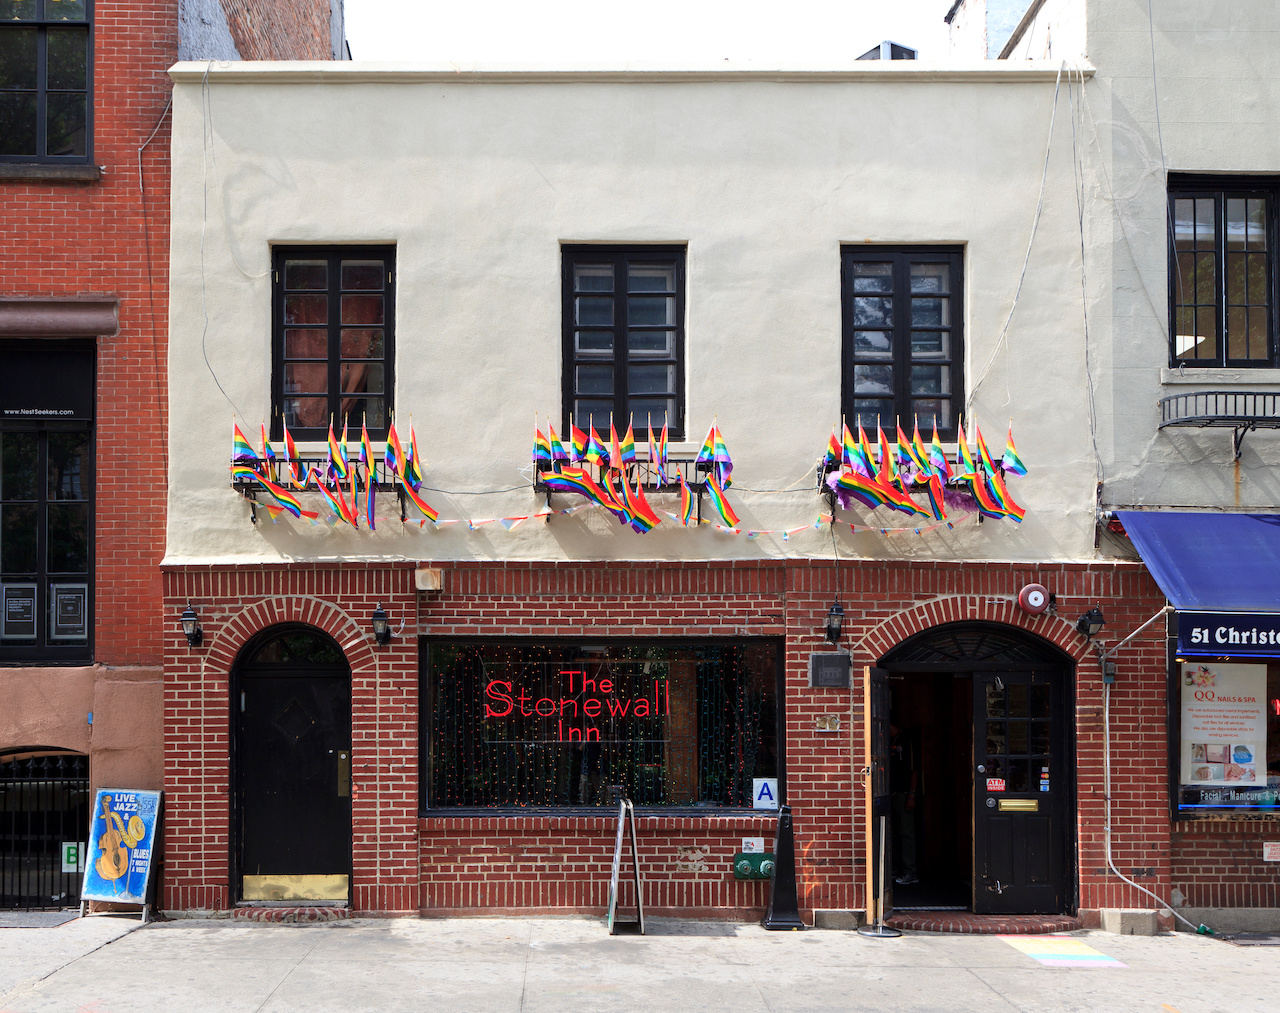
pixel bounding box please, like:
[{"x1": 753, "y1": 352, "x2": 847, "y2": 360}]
[
  {"x1": 1168, "y1": 175, "x2": 1279, "y2": 369},
  {"x1": 840, "y1": 245, "x2": 965, "y2": 442},
  {"x1": 0, "y1": 420, "x2": 94, "y2": 665},
  {"x1": 419, "y1": 637, "x2": 785, "y2": 816},
  {"x1": 270, "y1": 245, "x2": 396, "y2": 442},
  {"x1": 561, "y1": 244, "x2": 687, "y2": 442},
  {"x1": 0, "y1": 0, "x2": 94, "y2": 165}
]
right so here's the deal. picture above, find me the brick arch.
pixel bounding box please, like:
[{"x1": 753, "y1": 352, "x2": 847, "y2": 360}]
[
  {"x1": 852, "y1": 595, "x2": 1099, "y2": 676},
  {"x1": 200, "y1": 595, "x2": 377, "y2": 679}
]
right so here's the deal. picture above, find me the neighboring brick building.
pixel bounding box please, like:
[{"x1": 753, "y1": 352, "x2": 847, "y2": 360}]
[{"x1": 0, "y1": 0, "x2": 345, "y2": 911}]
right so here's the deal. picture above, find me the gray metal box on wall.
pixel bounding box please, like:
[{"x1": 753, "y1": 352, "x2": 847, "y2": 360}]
[{"x1": 809, "y1": 652, "x2": 851, "y2": 688}]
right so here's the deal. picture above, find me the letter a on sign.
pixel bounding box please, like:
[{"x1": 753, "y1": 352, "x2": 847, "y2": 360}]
[{"x1": 753, "y1": 778, "x2": 779, "y2": 809}]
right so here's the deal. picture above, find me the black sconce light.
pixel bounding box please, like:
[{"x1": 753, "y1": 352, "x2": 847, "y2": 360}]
[
  {"x1": 370, "y1": 604, "x2": 392, "y2": 645},
  {"x1": 180, "y1": 603, "x2": 202, "y2": 647},
  {"x1": 1076, "y1": 606, "x2": 1105, "y2": 640},
  {"x1": 825, "y1": 601, "x2": 845, "y2": 644}
]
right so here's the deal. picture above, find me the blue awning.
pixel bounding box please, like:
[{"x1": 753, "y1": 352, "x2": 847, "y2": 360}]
[{"x1": 1116, "y1": 510, "x2": 1280, "y2": 612}]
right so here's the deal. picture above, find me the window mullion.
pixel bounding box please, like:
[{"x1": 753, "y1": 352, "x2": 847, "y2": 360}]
[
  {"x1": 894, "y1": 255, "x2": 910, "y2": 429},
  {"x1": 615, "y1": 254, "x2": 627, "y2": 431},
  {"x1": 329, "y1": 254, "x2": 341, "y2": 430},
  {"x1": 1216, "y1": 192, "x2": 1228, "y2": 367},
  {"x1": 35, "y1": 26, "x2": 47, "y2": 158}
]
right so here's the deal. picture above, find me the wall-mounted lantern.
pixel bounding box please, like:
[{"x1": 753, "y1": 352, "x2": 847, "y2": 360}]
[{"x1": 180, "y1": 603, "x2": 202, "y2": 647}]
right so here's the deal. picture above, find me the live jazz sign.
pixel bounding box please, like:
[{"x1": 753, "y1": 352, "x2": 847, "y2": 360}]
[
  {"x1": 484, "y1": 669, "x2": 670, "y2": 742},
  {"x1": 1178, "y1": 611, "x2": 1280, "y2": 658}
]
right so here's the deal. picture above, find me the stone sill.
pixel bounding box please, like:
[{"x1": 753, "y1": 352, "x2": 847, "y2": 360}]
[
  {"x1": 1161, "y1": 366, "x2": 1280, "y2": 386},
  {"x1": 0, "y1": 163, "x2": 103, "y2": 183}
]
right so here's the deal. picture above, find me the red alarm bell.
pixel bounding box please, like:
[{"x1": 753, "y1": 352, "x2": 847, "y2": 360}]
[{"x1": 1018, "y1": 583, "x2": 1050, "y2": 615}]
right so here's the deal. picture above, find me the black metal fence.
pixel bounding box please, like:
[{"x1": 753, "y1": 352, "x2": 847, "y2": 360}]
[{"x1": 0, "y1": 752, "x2": 89, "y2": 909}]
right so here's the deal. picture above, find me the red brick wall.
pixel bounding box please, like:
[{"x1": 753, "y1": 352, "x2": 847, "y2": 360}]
[
  {"x1": 0, "y1": 1, "x2": 178, "y2": 666},
  {"x1": 1171, "y1": 823, "x2": 1280, "y2": 908},
  {"x1": 163, "y1": 563, "x2": 419, "y2": 913},
  {"x1": 163, "y1": 555, "x2": 1240, "y2": 921}
]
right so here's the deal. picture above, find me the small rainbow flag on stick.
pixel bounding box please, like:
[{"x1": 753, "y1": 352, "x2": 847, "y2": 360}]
[
  {"x1": 620, "y1": 423, "x2": 636, "y2": 466},
  {"x1": 232, "y1": 423, "x2": 259, "y2": 464},
  {"x1": 570, "y1": 424, "x2": 588, "y2": 463},
  {"x1": 705, "y1": 471, "x2": 740, "y2": 528},
  {"x1": 282, "y1": 417, "x2": 305, "y2": 488},
  {"x1": 678, "y1": 474, "x2": 695, "y2": 527},
  {"x1": 232, "y1": 465, "x2": 309, "y2": 519},
  {"x1": 328, "y1": 421, "x2": 349, "y2": 480},
  {"x1": 1001, "y1": 422, "x2": 1027, "y2": 477}
]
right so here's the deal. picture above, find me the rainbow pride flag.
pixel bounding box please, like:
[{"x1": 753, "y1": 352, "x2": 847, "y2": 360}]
[
  {"x1": 232, "y1": 423, "x2": 259, "y2": 464},
  {"x1": 260, "y1": 423, "x2": 277, "y2": 471},
  {"x1": 976, "y1": 424, "x2": 997, "y2": 477},
  {"x1": 328, "y1": 421, "x2": 349, "y2": 480},
  {"x1": 834, "y1": 467, "x2": 890, "y2": 512},
  {"x1": 533, "y1": 428, "x2": 552, "y2": 465},
  {"x1": 385, "y1": 420, "x2": 405, "y2": 481},
  {"x1": 912, "y1": 422, "x2": 932, "y2": 479},
  {"x1": 970, "y1": 471, "x2": 1008, "y2": 519},
  {"x1": 406, "y1": 424, "x2": 424, "y2": 491},
  {"x1": 897, "y1": 423, "x2": 925, "y2": 474},
  {"x1": 282, "y1": 418, "x2": 305, "y2": 488},
  {"x1": 657, "y1": 423, "x2": 669, "y2": 485},
  {"x1": 548, "y1": 423, "x2": 570, "y2": 462},
  {"x1": 544, "y1": 466, "x2": 606, "y2": 504},
  {"x1": 858, "y1": 424, "x2": 878, "y2": 477},
  {"x1": 609, "y1": 421, "x2": 623, "y2": 471},
  {"x1": 586, "y1": 425, "x2": 608, "y2": 467},
  {"x1": 955, "y1": 418, "x2": 977, "y2": 478},
  {"x1": 232, "y1": 465, "x2": 307, "y2": 519},
  {"x1": 989, "y1": 469, "x2": 1025, "y2": 522},
  {"x1": 1001, "y1": 423, "x2": 1027, "y2": 477},
  {"x1": 876, "y1": 425, "x2": 898, "y2": 486},
  {"x1": 678, "y1": 474, "x2": 695, "y2": 526},
  {"x1": 620, "y1": 471, "x2": 661, "y2": 533},
  {"x1": 401, "y1": 480, "x2": 439, "y2": 523},
  {"x1": 705, "y1": 471, "x2": 740, "y2": 527},
  {"x1": 824, "y1": 427, "x2": 842, "y2": 470},
  {"x1": 841, "y1": 423, "x2": 858, "y2": 470},
  {"x1": 929, "y1": 422, "x2": 952, "y2": 482},
  {"x1": 570, "y1": 424, "x2": 588, "y2": 463},
  {"x1": 620, "y1": 423, "x2": 637, "y2": 466}
]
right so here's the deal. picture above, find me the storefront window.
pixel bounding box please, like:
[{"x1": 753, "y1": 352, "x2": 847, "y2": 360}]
[
  {"x1": 424, "y1": 641, "x2": 780, "y2": 809},
  {"x1": 1176, "y1": 661, "x2": 1280, "y2": 815}
]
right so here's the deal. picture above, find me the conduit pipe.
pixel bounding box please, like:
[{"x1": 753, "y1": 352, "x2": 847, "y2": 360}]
[{"x1": 1099, "y1": 605, "x2": 1213, "y2": 934}]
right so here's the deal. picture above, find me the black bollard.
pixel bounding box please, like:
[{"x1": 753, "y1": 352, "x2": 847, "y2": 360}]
[{"x1": 762, "y1": 805, "x2": 804, "y2": 930}]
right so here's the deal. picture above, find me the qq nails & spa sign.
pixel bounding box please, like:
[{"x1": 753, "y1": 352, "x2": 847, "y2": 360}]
[{"x1": 1179, "y1": 662, "x2": 1271, "y2": 812}]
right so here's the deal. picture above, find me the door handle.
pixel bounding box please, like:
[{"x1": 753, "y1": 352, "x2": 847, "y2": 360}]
[{"x1": 337, "y1": 750, "x2": 351, "y2": 797}]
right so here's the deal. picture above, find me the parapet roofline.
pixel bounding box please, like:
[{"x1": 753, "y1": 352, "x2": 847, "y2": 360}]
[{"x1": 169, "y1": 59, "x2": 1091, "y2": 85}]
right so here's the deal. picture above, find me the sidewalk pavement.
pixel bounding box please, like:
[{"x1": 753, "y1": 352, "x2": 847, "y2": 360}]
[{"x1": 2, "y1": 915, "x2": 1277, "y2": 1013}]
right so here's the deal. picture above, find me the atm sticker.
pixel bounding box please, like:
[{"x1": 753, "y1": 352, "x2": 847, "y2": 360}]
[{"x1": 986, "y1": 778, "x2": 1006, "y2": 792}]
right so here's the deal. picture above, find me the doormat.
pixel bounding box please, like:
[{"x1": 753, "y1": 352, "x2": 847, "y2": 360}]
[
  {"x1": 1222, "y1": 933, "x2": 1280, "y2": 946},
  {"x1": 892, "y1": 905, "x2": 968, "y2": 911},
  {"x1": 999, "y1": 934, "x2": 1126, "y2": 967}
]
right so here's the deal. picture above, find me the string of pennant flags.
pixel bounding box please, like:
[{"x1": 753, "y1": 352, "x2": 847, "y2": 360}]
[{"x1": 229, "y1": 411, "x2": 1027, "y2": 536}]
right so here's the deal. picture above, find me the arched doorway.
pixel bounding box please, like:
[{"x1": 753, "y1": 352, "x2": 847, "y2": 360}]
[
  {"x1": 232, "y1": 626, "x2": 351, "y2": 904},
  {"x1": 877, "y1": 621, "x2": 1075, "y2": 915}
]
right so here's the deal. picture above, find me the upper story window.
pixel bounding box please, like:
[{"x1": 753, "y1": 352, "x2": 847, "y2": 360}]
[
  {"x1": 562, "y1": 245, "x2": 686, "y2": 440},
  {"x1": 271, "y1": 246, "x2": 395, "y2": 441},
  {"x1": 841, "y1": 246, "x2": 964, "y2": 440},
  {"x1": 0, "y1": 0, "x2": 92, "y2": 163},
  {"x1": 1170, "y1": 177, "x2": 1277, "y2": 368}
]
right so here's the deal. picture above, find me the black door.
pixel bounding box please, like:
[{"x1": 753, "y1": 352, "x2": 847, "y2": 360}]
[
  {"x1": 864, "y1": 666, "x2": 892, "y2": 918},
  {"x1": 235, "y1": 629, "x2": 351, "y2": 902},
  {"x1": 973, "y1": 670, "x2": 1065, "y2": 914}
]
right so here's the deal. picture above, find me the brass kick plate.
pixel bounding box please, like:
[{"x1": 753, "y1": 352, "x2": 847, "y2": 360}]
[
  {"x1": 242, "y1": 874, "x2": 349, "y2": 901},
  {"x1": 997, "y1": 798, "x2": 1039, "y2": 812}
]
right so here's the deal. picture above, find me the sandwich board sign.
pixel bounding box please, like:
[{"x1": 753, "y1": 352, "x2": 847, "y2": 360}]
[{"x1": 80, "y1": 789, "x2": 162, "y2": 921}]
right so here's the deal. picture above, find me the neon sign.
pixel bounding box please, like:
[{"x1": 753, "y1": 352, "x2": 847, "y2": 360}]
[{"x1": 484, "y1": 669, "x2": 671, "y2": 742}]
